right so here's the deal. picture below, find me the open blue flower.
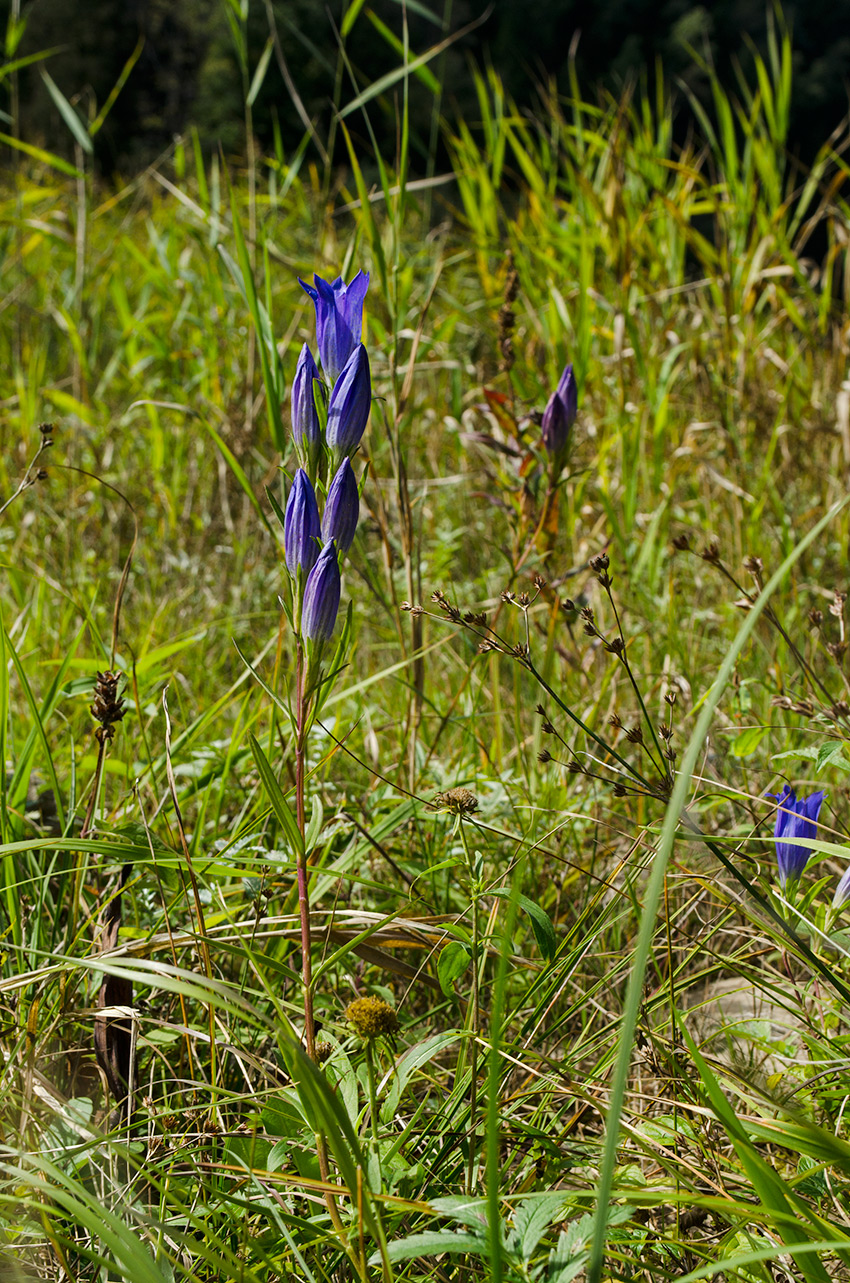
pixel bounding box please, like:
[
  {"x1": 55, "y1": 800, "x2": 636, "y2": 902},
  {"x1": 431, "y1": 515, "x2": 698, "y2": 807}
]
[
  {"x1": 768, "y1": 784, "x2": 826, "y2": 889},
  {"x1": 299, "y1": 270, "x2": 369, "y2": 386}
]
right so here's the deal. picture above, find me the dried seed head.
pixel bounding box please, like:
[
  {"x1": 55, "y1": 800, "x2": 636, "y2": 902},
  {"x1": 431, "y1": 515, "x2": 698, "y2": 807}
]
[
  {"x1": 609, "y1": 712, "x2": 623, "y2": 728},
  {"x1": 827, "y1": 641, "x2": 848, "y2": 663},
  {"x1": 533, "y1": 574, "x2": 546, "y2": 590},
  {"x1": 589, "y1": 553, "x2": 610, "y2": 573},
  {"x1": 512, "y1": 643, "x2": 530, "y2": 659},
  {"x1": 536, "y1": 704, "x2": 547, "y2": 716},
  {"x1": 672, "y1": 534, "x2": 691, "y2": 552},
  {"x1": 567, "y1": 760, "x2": 584, "y2": 774},
  {"x1": 700, "y1": 541, "x2": 721, "y2": 564},
  {"x1": 538, "y1": 749, "x2": 552, "y2": 764},
  {"x1": 605, "y1": 637, "x2": 625, "y2": 656},
  {"x1": 625, "y1": 725, "x2": 644, "y2": 744},
  {"x1": 402, "y1": 600, "x2": 424, "y2": 616},
  {"x1": 832, "y1": 701, "x2": 850, "y2": 719},
  {"x1": 664, "y1": 690, "x2": 678, "y2": 706},
  {"x1": 91, "y1": 671, "x2": 126, "y2": 743},
  {"x1": 541, "y1": 721, "x2": 555, "y2": 734},
  {"x1": 561, "y1": 599, "x2": 575, "y2": 613},
  {"x1": 743, "y1": 555, "x2": 763, "y2": 578},
  {"x1": 464, "y1": 610, "x2": 487, "y2": 626},
  {"x1": 431, "y1": 787, "x2": 479, "y2": 816},
  {"x1": 501, "y1": 590, "x2": 516, "y2": 604},
  {"x1": 772, "y1": 695, "x2": 815, "y2": 716},
  {"x1": 830, "y1": 591, "x2": 848, "y2": 618},
  {"x1": 345, "y1": 996, "x2": 399, "y2": 1041},
  {"x1": 315, "y1": 1041, "x2": 333, "y2": 1064},
  {"x1": 809, "y1": 608, "x2": 823, "y2": 629},
  {"x1": 580, "y1": 605, "x2": 594, "y2": 623},
  {"x1": 613, "y1": 782, "x2": 627, "y2": 797},
  {"x1": 517, "y1": 592, "x2": 530, "y2": 607},
  {"x1": 39, "y1": 421, "x2": 55, "y2": 438},
  {"x1": 659, "y1": 723, "x2": 673, "y2": 741}
]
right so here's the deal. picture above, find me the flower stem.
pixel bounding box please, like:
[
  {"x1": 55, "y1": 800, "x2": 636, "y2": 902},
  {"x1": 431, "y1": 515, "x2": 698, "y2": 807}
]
[{"x1": 294, "y1": 639, "x2": 315, "y2": 1061}]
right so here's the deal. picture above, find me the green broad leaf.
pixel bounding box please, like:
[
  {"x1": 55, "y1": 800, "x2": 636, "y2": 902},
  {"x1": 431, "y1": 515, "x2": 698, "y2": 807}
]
[
  {"x1": 509, "y1": 1192, "x2": 570, "y2": 1263},
  {"x1": 41, "y1": 70, "x2": 93, "y2": 154},
  {"x1": 437, "y1": 941, "x2": 470, "y2": 995},
  {"x1": 249, "y1": 735, "x2": 304, "y2": 859},
  {"x1": 731, "y1": 725, "x2": 767, "y2": 757},
  {"x1": 430, "y1": 1195, "x2": 490, "y2": 1232},
  {"x1": 771, "y1": 746, "x2": 820, "y2": 763},
  {"x1": 371, "y1": 1230, "x2": 487, "y2": 1265},
  {"x1": 817, "y1": 740, "x2": 850, "y2": 774},
  {"x1": 491, "y1": 889, "x2": 557, "y2": 961}
]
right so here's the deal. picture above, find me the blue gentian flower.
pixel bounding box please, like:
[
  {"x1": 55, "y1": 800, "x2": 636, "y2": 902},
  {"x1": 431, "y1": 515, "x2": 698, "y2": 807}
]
[
  {"x1": 291, "y1": 344, "x2": 322, "y2": 467},
  {"x1": 299, "y1": 270, "x2": 369, "y2": 386},
  {"x1": 768, "y1": 783, "x2": 826, "y2": 889},
  {"x1": 326, "y1": 344, "x2": 371, "y2": 464},
  {"x1": 284, "y1": 469, "x2": 321, "y2": 577},
  {"x1": 322, "y1": 458, "x2": 359, "y2": 554},
  {"x1": 541, "y1": 363, "x2": 578, "y2": 457},
  {"x1": 302, "y1": 541, "x2": 341, "y2": 642}
]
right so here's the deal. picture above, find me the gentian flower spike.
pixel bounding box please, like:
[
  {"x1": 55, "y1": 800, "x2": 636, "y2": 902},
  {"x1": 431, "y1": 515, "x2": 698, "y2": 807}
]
[
  {"x1": 768, "y1": 783, "x2": 826, "y2": 889},
  {"x1": 298, "y1": 270, "x2": 369, "y2": 386},
  {"x1": 284, "y1": 469, "x2": 321, "y2": 577},
  {"x1": 302, "y1": 541, "x2": 341, "y2": 642},
  {"x1": 541, "y1": 362, "x2": 578, "y2": 458},
  {"x1": 322, "y1": 458, "x2": 359, "y2": 554},
  {"x1": 291, "y1": 344, "x2": 322, "y2": 469},
  {"x1": 326, "y1": 344, "x2": 371, "y2": 465}
]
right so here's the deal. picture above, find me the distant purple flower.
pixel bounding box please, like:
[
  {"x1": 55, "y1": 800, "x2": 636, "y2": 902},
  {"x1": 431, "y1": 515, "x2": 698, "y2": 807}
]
[
  {"x1": 833, "y1": 864, "x2": 850, "y2": 911},
  {"x1": 322, "y1": 458, "x2": 359, "y2": 554},
  {"x1": 302, "y1": 541, "x2": 341, "y2": 642},
  {"x1": 299, "y1": 270, "x2": 369, "y2": 385},
  {"x1": 291, "y1": 344, "x2": 321, "y2": 465},
  {"x1": 541, "y1": 363, "x2": 578, "y2": 457},
  {"x1": 284, "y1": 469, "x2": 321, "y2": 577},
  {"x1": 768, "y1": 784, "x2": 826, "y2": 889},
  {"x1": 326, "y1": 345, "x2": 371, "y2": 463}
]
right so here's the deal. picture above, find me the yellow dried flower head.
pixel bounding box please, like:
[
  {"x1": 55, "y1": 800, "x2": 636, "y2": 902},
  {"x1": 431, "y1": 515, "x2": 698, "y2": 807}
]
[
  {"x1": 430, "y1": 787, "x2": 479, "y2": 816},
  {"x1": 345, "y1": 996, "x2": 399, "y2": 1040}
]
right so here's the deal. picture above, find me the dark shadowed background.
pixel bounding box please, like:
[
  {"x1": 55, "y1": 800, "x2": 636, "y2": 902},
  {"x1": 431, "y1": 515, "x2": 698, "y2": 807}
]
[{"x1": 0, "y1": 0, "x2": 847, "y2": 176}]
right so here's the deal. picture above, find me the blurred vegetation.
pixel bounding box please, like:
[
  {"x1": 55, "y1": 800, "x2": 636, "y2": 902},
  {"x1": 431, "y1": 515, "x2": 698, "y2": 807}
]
[{"x1": 0, "y1": 0, "x2": 847, "y2": 172}]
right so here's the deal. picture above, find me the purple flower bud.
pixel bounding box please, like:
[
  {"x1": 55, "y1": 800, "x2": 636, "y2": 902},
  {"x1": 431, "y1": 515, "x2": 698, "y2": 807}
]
[
  {"x1": 541, "y1": 363, "x2": 578, "y2": 457},
  {"x1": 298, "y1": 270, "x2": 369, "y2": 385},
  {"x1": 326, "y1": 345, "x2": 371, "y2": 463},
  {"x1": 284, "y1": 469, "x2": 321, "y2": 577},
  {"x1": 767, "y1": 784, "x2": 826, "y2": 889},
  {"x1": 322, "y1": 458, "x2": 359, "y2": 554},
  {"x1": 291, "y1": 344, "x2": 321, "y2": 461},
  {"x1": 302, "y1": 541, "x2": 341, "y2": 642}
]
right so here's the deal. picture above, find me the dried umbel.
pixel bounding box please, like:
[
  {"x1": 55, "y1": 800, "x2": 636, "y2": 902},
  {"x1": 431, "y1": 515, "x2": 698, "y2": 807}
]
[
  {"x1": 91, "y1": 671, "x2": 126, "y2": 743},
  {"x1": 345, "y1": 996, "x2": 399, "y2": 1041},
  {"x1": 430, "y1": 787, "x2": 479, "y2": 815}
]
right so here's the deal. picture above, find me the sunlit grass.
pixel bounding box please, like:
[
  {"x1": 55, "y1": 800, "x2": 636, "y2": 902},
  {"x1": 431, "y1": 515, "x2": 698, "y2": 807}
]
[{"x1": 2, "y1": 12, "x2": 850, "y2": 1281}]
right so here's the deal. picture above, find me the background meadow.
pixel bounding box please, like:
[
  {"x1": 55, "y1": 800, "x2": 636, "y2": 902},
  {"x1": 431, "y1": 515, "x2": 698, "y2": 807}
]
[{"x1": 3, "y1": 4, "x2": 850, "y2": 1280}]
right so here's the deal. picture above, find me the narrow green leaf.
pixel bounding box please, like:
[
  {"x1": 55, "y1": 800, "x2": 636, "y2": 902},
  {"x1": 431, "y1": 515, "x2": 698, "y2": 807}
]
[
  {"x1": 247, "y1": 37, "x2": 274, "y2": 108},
  {"x1": 249, "y1": 734, "x2": 304, "y2": 859},
  {"x1": 41, "y1": 70, "x2": 93, "y2": 153}
]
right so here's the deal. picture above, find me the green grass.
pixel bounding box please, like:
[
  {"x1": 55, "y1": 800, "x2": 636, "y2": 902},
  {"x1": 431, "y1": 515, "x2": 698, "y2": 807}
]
[{"x1": 3, "y1": 9, "x2": 850, "y2": 1281}]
